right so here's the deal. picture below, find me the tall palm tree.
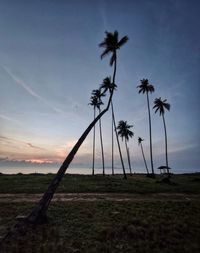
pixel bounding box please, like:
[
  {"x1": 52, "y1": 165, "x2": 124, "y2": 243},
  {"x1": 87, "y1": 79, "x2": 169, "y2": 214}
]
[
  {"x1": 99, "y1": 31, "x2": 128, "y2": 179},
  {"x1": 137, "y1": 79, "x2": 155, "y2": 176},
  {"x1": 117, "y1": 120, "x2": 134, "y2": 175},
  {"x1": 3, "y1": 32, "x2": 128, "y2": 236},
  {"x1": 100, "y1": 77, "x2": 117, "y2": 175},
  {"x1": 89, "y1": 94, "x2": 100, "y2": 175},
  {"x1": 91, "y1": 89, "x2": 105, "y2": 176},
  {"x1": 138, "y1": 137, "x2": 149, "y2": 175},
  {"x1": 153, "y1": 97, "x2": 171, "y2": 176}
]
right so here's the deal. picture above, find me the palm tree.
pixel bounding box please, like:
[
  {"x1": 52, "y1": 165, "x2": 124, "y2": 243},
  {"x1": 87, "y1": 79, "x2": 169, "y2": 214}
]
[
  {"x1": 117, "y1": 120, "x2": 134, "y2": 175},
  {"x1": 91, "y1": 89, "x2": 105, "y2": 176},
  {"x1": 100, "y1": 77, "x2": 117, "y2": 175},
  {"x1": 2, "y1": 31, "x2": 128, "y2": 229},
  {"x1": 99, "y1": 31, "x2": 128, "y2": 179},
  {"x1": 137, "y1": 79, "x2": 155, "y2": 176},
  {"x1": 153, "y1": 97, "x2": 171, "y2": 176},
  {"x1": 89, "y1": 95, "x2": 99, "y2": 175},
  {"x1": 138, "y1": 137, "x2": 149, "y2": 175}
]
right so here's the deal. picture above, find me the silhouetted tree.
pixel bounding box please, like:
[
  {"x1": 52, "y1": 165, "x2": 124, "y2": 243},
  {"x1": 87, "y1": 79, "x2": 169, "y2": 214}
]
[
  {"x1": 4, "y1": 31, "x2": 129, "y2": 228},
  {"x1": 99, "y1": 31, "x2": 128, "y2": 179},
  {"x1": 91, "y1": 89, "x2": 105, "y2": 176},
  {"x1": 100, "y1": 77, "x2": 117, "y2": 175},
  {"x1": 153, "y1": 97, "x2": 171, "y2": 176},
  {"x1": 137, "y1": 79, "x2": 155, "y2": 176},
  {"x1": 117, "y1": 120, "x2": 134, "y2": 175},
  {"x1": 89, "y1": 94, "x2": 100, "y2": 175},
  {"x1": 138, "y1": 137, "x2": 149, "y2": 174}
]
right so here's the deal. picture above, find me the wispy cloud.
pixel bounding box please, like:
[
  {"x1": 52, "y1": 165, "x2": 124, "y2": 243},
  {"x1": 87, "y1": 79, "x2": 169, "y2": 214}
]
[
  {"x1": 0, "y1": 134, "x2": 45, "y2": 151},
  {"x1": 27, "y1": 142, "x2": 44, "y2": 150},
  {"x1": 0, "y1": 113, "x2": 22, "y2": 125},
  {"x1": 1, "y1": 65, "x2": 67, "y2": 115}
]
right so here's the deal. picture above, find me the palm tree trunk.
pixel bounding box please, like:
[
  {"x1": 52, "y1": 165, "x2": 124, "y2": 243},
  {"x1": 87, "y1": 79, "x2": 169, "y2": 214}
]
[
  {"x1": 111, "y1": 112, "x2": 114, "y2": 175},
  {"x1": 111, "y1": 53, "x2": 126, "y2": 179},
  {"x1": 111, "y1": 51, "x2": 117, "y2": 176},
  {"x1": 141, "y1": 143, "x2": 149, "y2": 174},
  {"x1": 99, "y1": 108, "x2": 105, "y2": 176},
  {"x1": 112, "y1": 102, "x2": 127, "y2": 179},
  {"x1": 146, "y1": 92, "x2": 154, "y2": 175},
  {"x1": 125, "y1": 139, "x2": 132, "y2": 175},
  {"x1": 162, "y1": 114, "x2": 169, "y2": 176},
  {"x1": 92, "y1": 107, "x2": 96, "y2": 175},
  {"x1": 13, "y1": 91, "x2": 115, "y2": 226}
]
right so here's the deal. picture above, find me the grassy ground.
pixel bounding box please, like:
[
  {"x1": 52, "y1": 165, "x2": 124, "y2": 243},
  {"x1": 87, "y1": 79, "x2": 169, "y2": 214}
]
[
  {"x1": 0, "y1": 173, "x2": 200, "y2": 252},
  {"x1": 1, "y1": 201, "x2": 200, "y2": 253},
  {"x1": 0, "y1": 172, "x2": 200, "y2": 194}
]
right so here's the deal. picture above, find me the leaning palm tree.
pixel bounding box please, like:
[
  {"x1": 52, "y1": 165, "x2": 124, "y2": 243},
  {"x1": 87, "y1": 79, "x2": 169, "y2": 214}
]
[
  {"x1": 117, "y1": 120, "x2": 134, "y2": 175},
  {"x1": 138, "y1": 137, "x2": 149, "y2": 175},
  {"x1": 137, "y1": 79, "x2": 155, "y2": 176},
  {"x1": 99, "y1": 31, "x2": 128, "y2": 178},
  {"x1": 2, "y1": 32, "x2": 129, "y2": 232},
  {"x1": 8, "y1": 88, "x2": 114, "y2": 229},
  {"x1": 91, "y1": 89, "x2": 105, "y2": 176},
  {"x1": 153, "y1": 97, "x2": 171, "y2": 176}
]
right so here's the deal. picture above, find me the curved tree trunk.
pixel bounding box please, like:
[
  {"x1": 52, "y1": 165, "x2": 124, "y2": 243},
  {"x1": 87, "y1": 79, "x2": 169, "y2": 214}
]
[
  {"x1": 98, "y1": 108, "x2": 105, "y2": 176},
  {"x1": 162, "y1": 114, "x2": 170, "y2": 177},
  {"x1": 146, "y1": 92, "x2": 154, "y2": 175},
  {"x1": 12, "y1": 91, "x2": 115, "y2": 227},
  {"x1": 92, "y1": 107, "x2": 96, "y2": 175},
  {"x1": 141, "y1": 143, "x2": 149, "y2": 174},
  {"x1": 125, "y1": 139, "x2": 132, "y2": 175}
]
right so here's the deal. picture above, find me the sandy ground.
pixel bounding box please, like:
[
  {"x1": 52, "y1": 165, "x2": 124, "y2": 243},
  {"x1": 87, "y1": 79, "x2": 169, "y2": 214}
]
[{"x1": 0, "y1": 193, "x2": 199, "y2": 202}]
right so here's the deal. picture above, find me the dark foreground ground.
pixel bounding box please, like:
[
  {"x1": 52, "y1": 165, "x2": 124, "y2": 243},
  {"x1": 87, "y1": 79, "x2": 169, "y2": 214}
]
[{"x1": 0, "y1": 173, "x2": 200, "y2": 252}]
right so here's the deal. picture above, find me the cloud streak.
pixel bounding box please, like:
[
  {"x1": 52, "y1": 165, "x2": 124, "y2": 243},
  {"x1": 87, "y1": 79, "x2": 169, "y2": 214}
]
[
  {"x1": 0, "y1": 134, "x2": 45, "y2": 151},
  {"x1": 1, "y1": 65, "x2": 68, "y2": 115},
  {"x1": 0, "y1": 113, "x2": 22, "y2": 125},
  {"x1": 27, "y1": 142, "x2": 44, "y2": 150}
]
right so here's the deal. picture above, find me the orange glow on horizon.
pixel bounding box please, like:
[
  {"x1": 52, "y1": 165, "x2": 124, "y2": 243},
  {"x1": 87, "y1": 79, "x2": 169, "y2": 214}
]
[{"x1": 25, "y1": 159, "x2": 54, "y2": 164}]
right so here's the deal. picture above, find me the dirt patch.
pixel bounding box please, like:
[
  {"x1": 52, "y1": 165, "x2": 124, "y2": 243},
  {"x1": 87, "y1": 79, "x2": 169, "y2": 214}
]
[{"x1": 0, "y1": 193, "x2": 199, "y2": 202}]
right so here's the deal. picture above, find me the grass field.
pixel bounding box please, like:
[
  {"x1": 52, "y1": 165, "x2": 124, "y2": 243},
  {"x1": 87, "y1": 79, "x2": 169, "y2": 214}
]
[
  {"x1": 1, "y1": 201, "x2": 200, "y2": 253},
  {"x1": 0, "y1": 173, "x2": 200, "y2": 252},
  {"x1": 0, "y1": 172, "x2": 200, "y2": 194}
]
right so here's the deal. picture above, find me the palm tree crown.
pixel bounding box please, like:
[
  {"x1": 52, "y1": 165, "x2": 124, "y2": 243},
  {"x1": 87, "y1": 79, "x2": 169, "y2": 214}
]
[
  {"x1": 99, "y1": 31, "x2": 129, "y2": 66},
  {"x1": 153, "y1": 97, "x2": 170, "y2": 115},
  {"x1": 138, "y1": 137, "x2": 144, "y2": 145},
  {"x1": 100, "y1": 76, "x2": 117, "y2": 94},
  {"x1": 137, "y1": 79, "x2": 155, "y2": 94},
  {"x1": 89, "y1": 90, "x2": 104, "y2": 109},
  {"x1": 117, "y1": 120, "x2": 134, "y2": 141}
]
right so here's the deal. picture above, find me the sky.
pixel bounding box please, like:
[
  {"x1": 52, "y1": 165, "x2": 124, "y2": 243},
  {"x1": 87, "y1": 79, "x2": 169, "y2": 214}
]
[{"x1": 0, "y1": 0, "x2": 200, "y2": 173}]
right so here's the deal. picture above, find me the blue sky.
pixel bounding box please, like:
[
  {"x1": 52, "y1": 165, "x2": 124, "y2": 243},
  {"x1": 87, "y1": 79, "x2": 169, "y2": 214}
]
[{"x1": 0, "y1": 0, "x2": 199, "y2": 173}]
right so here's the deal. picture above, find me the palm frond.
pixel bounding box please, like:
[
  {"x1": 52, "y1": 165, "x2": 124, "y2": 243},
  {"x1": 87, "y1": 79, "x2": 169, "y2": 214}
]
[
  {"x1": 148, "y1": 85, "x2": 155, "y2": 93},
  {"x1": 164, "y1": 102, "x2": 170, "y2": 111},
  {"x1": 100, "y1": 48, "x2": 111, "y2": 59},
  {"x1": 117, "y1": 36, "x2": 129, "y2": 48}
]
